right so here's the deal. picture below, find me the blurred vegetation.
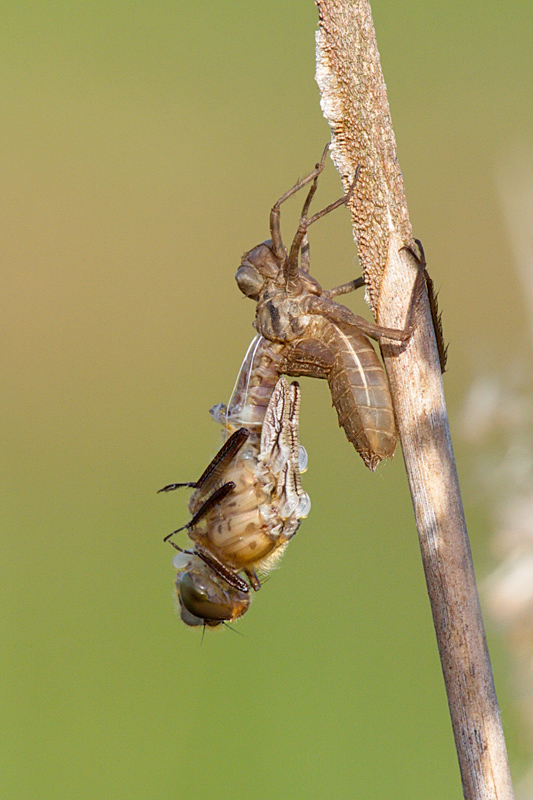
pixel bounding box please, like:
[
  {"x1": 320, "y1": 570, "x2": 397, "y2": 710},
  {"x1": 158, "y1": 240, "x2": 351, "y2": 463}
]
[{"x1": 2, "y1": 1, "x2": 533, "y2": 798}]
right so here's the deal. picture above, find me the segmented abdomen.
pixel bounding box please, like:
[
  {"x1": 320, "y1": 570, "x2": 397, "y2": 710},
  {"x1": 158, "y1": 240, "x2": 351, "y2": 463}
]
[{"x1": 280, "y1": 317, "x2": 396, "y2": 470}]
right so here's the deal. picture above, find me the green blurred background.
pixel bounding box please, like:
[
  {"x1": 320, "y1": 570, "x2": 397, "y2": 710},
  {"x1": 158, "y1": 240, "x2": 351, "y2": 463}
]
[{"x1": 2, "y1": 2, "x2": 533, "y2": 798}]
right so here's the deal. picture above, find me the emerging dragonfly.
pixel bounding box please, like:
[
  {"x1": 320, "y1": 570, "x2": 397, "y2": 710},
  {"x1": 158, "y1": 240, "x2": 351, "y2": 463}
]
[
  {"x1": 235, "y1": 147, "x2": 438, "y2": 470},
  {"x1": 159, "y1": 339, "x2": 310, "y2": 628}
]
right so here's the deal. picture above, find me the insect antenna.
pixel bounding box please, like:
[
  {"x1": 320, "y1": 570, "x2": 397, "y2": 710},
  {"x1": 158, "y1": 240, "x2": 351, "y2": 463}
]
[{"x1": 222, "y1": 622, "x2": 245, "y2": 636}]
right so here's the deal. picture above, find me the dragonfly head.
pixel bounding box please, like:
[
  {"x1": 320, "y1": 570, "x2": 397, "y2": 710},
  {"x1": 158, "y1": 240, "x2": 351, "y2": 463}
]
[
  {"x1": 176, "y1": 567, "x2": 250, "y2": 628},
  {"x1": 236, "y1": 240, "x2": 285, "y2": 300}
]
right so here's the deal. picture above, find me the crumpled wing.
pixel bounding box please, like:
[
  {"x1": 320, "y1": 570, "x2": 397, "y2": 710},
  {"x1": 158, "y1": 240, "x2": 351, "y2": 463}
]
[{"x1": 260, "y1": 377, "x2": 311, "y2": 522}]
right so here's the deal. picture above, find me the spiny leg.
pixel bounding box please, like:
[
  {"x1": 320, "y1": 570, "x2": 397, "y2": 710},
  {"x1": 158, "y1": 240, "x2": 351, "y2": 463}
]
[
  {"x1": 401, "y1": 238, "x2": 448, "y2": 372},
  {"x1": 158, "y1": 482, "x2": 196, "y2": 493},
  {"x1": 163, "y1": 481, "x2": 236, "y2": 544},
  {"x1": 192, "y1": 428, "x2": 248, "y2": 493},
  {"x1": 157, "y1": 428, "x2": 249, "y2": 495},
  {"x1": 305, "y1": 250, "x2": 427, "y2": 343},
  {"x1": 185, "y1": 481, "x2": 236, "y2": 528},
  {"x1": 195, "y1": 547, "x2": 250, "y2": 593},
  {"x1": 165, "y1": 540, "x2": 250, "y2": 595}
]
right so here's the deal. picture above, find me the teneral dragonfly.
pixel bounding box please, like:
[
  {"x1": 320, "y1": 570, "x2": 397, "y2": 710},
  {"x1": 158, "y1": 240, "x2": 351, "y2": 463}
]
[{"x1": 160, "y1": 339, "x2": 310, "y2": 628}]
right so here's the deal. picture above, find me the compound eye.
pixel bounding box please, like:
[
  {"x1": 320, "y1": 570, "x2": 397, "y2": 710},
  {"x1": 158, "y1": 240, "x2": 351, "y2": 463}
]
[
  {"x1": 235, "y1": 264, "x2": 264, "y2": 299},
  {"x1": 178, "y1": 572, "x2": 234, "y2": 623}
]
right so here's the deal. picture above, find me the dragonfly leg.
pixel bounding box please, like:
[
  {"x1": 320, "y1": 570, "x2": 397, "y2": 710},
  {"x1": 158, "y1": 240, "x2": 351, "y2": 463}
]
[
  {"x1": 245, "y1": 568, "x2": 261, "y2": 592},
  {"x1": 186, "y1": 482, "x2": 236, "y2": 529},
  {"x1": 193, "y1": 428, "x2": 249, "y2": 494},
  {"x1": 270, "y1": 145, "x2": 329, "y2": 262},
  {"x1": 286, "y1": 167, "x2": 360, "y2": 292},
  {"x1": 305, "y1": 256, "x2": 426, "y2": 342},
  {"x1": 163, "y1": 482, "x2": 236, "y2": 547},
  {"x1": 158, "y1": 429, "x2": 249, "y2": 497},
  {"x1": 157, "y1": 482, "x2": 196, "y2": 493},
  {"x1": 195, "y1": 547, "x2": 250, "y2": 594},
  {"x1": 325, "y1": 276, "x2": 366, "y2": 298},
  {"x1": 304, "y1": 295, "x2": 410, "y2": 341},
  {"x1": 163, "y1": 526, "x2": 188, "y2": 543},
  {"x1": 298, "y1": 166, "x2": 323, "y2": 273}
]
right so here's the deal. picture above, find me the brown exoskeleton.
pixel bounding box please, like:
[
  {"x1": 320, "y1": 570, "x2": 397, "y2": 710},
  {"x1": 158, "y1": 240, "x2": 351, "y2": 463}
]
[
  {"x1": 236, "y1": 147, "x2": 430, "y2": 471},
  {"x1": 159, "y1": 341, "x2": 310, "y2": 628}
]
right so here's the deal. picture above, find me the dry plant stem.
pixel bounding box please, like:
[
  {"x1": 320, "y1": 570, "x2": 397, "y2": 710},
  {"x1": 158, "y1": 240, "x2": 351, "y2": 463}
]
[{"x1": 315, "y1": 2, "x2": 514, "y2": 799}]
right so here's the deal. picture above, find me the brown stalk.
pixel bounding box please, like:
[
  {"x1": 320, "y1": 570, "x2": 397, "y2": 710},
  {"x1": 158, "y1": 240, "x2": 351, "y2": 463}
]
[{"x1": 315, "y1": 1, "x2": 514, "y2": 798}]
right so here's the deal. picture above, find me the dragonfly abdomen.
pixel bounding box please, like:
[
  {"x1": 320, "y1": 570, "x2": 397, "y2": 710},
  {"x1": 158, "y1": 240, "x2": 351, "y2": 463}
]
[
  {"x1": 280, "y1": 317, "x2": 396, "y2": 470},
  {"x1": 328, "y1": 321, "x2": 396, "y2": 470}
]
